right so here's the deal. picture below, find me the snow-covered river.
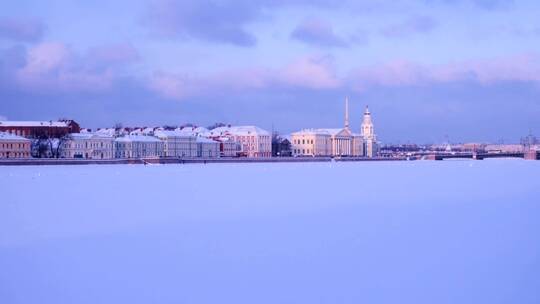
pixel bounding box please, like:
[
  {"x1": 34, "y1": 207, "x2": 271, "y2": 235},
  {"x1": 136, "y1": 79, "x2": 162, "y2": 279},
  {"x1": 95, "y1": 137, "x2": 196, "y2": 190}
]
[{"x1": 1, "y1": 160, "x2": 539, "y2": 304}]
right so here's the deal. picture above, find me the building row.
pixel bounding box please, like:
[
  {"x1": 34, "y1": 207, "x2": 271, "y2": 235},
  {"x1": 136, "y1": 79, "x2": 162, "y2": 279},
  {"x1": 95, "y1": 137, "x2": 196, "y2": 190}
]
[
  {"x1": 0, "y1": 123, "x2": 272, "y2": 159},
  {"x1": 290, "y1": 98, "x2": 379, "y2": 158},
  {"x1": 0, "y1": 101, "x2": 380, "y2": 160}
]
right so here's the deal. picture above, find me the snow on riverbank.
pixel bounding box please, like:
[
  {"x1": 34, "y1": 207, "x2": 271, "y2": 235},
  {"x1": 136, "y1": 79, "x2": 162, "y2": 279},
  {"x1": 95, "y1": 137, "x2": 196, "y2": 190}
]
[{"x1": 1, "y1": 160, "x2": 539, "y2": 304}]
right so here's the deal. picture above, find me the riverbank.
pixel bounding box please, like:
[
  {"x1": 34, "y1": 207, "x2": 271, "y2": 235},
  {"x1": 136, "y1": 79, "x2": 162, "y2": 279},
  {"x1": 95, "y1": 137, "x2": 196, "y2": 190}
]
[{"x1": 0, "y1": 156, "x2": 408, "y2": 166}]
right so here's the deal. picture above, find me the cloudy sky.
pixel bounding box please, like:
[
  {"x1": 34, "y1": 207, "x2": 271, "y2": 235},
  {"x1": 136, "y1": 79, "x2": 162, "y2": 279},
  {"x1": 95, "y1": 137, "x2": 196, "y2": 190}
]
[{"x1": 1, "y1": 0, "x2": 539, "y2": 143}]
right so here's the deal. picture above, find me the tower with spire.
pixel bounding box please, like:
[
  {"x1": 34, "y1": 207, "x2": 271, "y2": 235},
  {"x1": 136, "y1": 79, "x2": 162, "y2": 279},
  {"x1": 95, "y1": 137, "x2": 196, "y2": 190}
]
[
  {"x1": 361, "y1": 105, "x2": 378, "y2": 157},
  {"x1": 344, "y1": 96, "x2": 350, "y2": 130}
]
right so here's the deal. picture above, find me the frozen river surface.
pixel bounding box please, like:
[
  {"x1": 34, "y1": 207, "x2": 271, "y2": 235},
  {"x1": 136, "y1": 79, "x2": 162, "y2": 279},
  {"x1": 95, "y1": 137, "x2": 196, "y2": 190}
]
[{"x1": 1, "y1": 160, "x2": 539, "y2": 304}]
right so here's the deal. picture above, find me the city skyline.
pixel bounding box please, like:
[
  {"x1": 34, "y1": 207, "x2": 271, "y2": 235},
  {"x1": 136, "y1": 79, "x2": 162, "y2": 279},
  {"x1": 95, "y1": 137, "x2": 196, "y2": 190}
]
[{"x1": 1, "y1": 0, "x2": 540, "y2": 142}]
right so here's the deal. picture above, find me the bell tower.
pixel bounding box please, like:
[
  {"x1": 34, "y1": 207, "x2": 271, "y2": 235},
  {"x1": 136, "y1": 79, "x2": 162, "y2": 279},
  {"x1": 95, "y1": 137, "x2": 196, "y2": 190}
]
[{"x1": 361, "y1": 106, "x2": 374, "y2": 139}]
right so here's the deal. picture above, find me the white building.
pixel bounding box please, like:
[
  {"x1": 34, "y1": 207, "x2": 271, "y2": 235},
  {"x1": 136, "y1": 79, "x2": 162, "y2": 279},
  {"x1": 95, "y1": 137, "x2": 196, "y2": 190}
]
[
  {"x1": 0, "y1": 132, "x2": 31, "y2": 159},
  {"x1": 196, "y1": 137, "x2": 220, "y2": 158},
  {"x1": 208, "y1": 126, "x2": 271, "y2": 157},
  {"x1": 361, "y1": 106, "x2": 379, "y2": 158},
  {"x1": 115, "y1": 135, "x2": 164, "y2": 158},
  {"x1": 154, "y1": 130, "x2": 197, "y2": 157},
  {"x1": 61, "y1": 133, "x2": 115, "y2": 159}
]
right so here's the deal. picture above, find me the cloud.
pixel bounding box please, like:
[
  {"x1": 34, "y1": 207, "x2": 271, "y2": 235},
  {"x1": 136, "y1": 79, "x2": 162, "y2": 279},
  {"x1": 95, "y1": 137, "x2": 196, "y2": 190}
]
[
  {"x1": 291, "y1": 18, "x2": 348, "y2": 48},
  {"x1": 349, "y1": 54, "x2": 540, "y2": 90},
  {"x1": 7, "y1": 42, "x2": 140, "y2": 93},
  {"x1": 148, "y1": 72, "x2": 202, "y2": 100},
  {"x1": 148, "y1": 55, "x2": 340, "y2": 100},
  {"x1": 279, "y1": 55, "x2": 340, "y2": 89},
  {"x1": 150, "y1": 53, "x2": 540, "y2": 100},
  {"x1": 87, "y1": 43, "x2": 139, "y2": 67},
  {"x1": 472, "y1": 0, "x2": 514, "y2": 9},
  {"x1": 145, "y1": 0, "x2": 259, "y2": 47},
  {"x1": 426, "y1": 0, "x2": 515, "y2": 10},
  {"x1": 143, "y1": 0, "x2": 343, "y2": 47},
  {"x1": 0, "y1": 17, "x2": 46, "y2": 42},
  {"x1": 381, "y1": 16, "x2": 438, "y2": 38}
]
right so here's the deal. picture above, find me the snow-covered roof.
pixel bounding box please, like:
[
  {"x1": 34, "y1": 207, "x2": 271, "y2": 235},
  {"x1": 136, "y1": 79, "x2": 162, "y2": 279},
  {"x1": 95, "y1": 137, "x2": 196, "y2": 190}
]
[
  {"x1": 154, "y1": 130, "x2": 193, "y2": 138},
  {"x1": 292, "y1": 129, "x2": 331, "y2": 136},
  {"x1": 291, "y1": 128, "x2": 354, "y2": 137},
  {"x1": 211, "y1": 126, "x2": 270, "y2": 136},
  {"x1": 69, "y1": 133, "x2": 114, "y2": 140},
  {"x1": 95, "y1": 128, "x2": 116, "y2": 136},
  {"x1": 196, "y1": 137, "x2": 219, "y2": 144},
  {"x1": 69, "y1": 133, "x2": 94, "y2": 140},
  {"x1": 193, "y1": 127, "x2": 210, "y2": 133},
  {"x1": 318, "y1": 128, "x2": 347, "y2": 136},
  {"x1": 177, "y1": 126, "x2": 211, "y2": 137},
  {"x1": 129, "y1": 128, "x2": 153, "y2": 136},
  {"x1": 0, "y1": 121, "x2": 69, "y2": 127},
  {"x1": 0, "y1": 132, "x2": 31, "y2": 141},
  {"x1": 115, "y1": 135, "x2": 161, "y2": 143}
]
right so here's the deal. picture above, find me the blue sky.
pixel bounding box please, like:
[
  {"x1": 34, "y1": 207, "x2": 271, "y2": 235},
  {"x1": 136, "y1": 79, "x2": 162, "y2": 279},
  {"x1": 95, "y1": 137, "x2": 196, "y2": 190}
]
[{"x1": 1, "y1": 0, "x2": 540, "y2": 143}]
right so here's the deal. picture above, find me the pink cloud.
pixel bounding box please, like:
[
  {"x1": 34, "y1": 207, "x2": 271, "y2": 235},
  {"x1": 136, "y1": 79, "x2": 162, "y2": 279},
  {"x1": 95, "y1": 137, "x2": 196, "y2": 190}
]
[
  {"x1": 87, "y1": 43, "x2": 139, "y2": 66},
  {"x1": 350, "y1": 54, "x2": 540, "y2": 90},
  {"x1": 149, "y1": 55, "x2": 340, "y2": 100},
  {"x1": 433, "y1": 54, "x2": 540, "y2": 83},
  {"x1": 14, "y1": 42, "x2": 140, "y2": 93},
  {"x1": 279, "y1": 55, "x2": 341, "y2": 89},
  {"x1": 148, "y1": 72, "x2": 203, "y2": 100}
]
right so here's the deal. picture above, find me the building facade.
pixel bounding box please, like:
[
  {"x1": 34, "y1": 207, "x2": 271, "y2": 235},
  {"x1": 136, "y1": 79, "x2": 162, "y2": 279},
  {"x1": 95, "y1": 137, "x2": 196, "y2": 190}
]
[
  {"x1": 208, "y1": 126, "x2": 271, "y2": 158},
  {"x1": 291, "y1": 129, "x2": 332, "y2": 156},
  {"x1": 60, "y1": 133, "x2": 115, "y2": 159},
  {"x1": 115, "y1": 135, "x2": 164, "y2": 158},
  {"x1": 215, "y1": 138, "x2": 240, "y2": 157},
  {"x1": 0, "y1": 132, "x2": 31, "y2": 158},
  {"x1": 0, "y1": 120, "x2": 80, "y2": 138},
  {"x1": 196, "y1": 137, "x2": 220, "y2": 158},
  {"x1": 291, "y1": 98, "x2": 368, "y2": 157},
  {"x1": 360, "y1": 106, "x2": 379, "y2": 158},
  {"x1": 154, "y1": 130, "x2": 197, "y2": 157}
]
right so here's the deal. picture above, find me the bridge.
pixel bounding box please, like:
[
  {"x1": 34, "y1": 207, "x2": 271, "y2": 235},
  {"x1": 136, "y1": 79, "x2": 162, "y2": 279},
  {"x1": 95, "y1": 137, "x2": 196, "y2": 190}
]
[{"x1": 421, "y1": 151, "x2": 539, "y2": 161}]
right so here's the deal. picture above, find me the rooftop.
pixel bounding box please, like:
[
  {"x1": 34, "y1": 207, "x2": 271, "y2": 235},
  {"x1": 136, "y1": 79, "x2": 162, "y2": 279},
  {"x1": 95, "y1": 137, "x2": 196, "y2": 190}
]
[
  {"x1": 115, "y1": 135, "x2": 162, "y2": 143},
  {"x1": 211, "y1": 126, "x2": 270, "y2": 136},
  {"x1": 0, "y1": 132, "x2": 31, "y2": 141},
  {"x1": 0, "y1": 121, "x2": 70, "y2": 128}
]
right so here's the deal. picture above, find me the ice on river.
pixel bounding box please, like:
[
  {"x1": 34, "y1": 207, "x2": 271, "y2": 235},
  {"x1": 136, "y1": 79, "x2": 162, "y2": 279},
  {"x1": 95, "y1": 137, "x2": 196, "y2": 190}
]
[{"x1": 1, "y1": 160, "x2": 539, "y2": 304}]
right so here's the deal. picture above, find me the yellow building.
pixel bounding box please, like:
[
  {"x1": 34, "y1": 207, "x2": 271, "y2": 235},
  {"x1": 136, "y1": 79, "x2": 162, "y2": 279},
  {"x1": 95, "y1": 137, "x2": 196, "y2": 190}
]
[{"x1": 291, "y1": 97, "x2": 371, "y2": 157}]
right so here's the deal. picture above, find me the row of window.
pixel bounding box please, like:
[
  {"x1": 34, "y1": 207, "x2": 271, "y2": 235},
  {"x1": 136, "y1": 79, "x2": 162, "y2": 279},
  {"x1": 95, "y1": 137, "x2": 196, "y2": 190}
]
[
  {"x1": 294, "y1": 149, "x2": 313, "y2": 154},
  {"x1": 0, "y1": 143, "x2": 29, "y2": 149},
  {"x1": 0, "y1": 152, "x2": 30, "y2": 158},
  {"x1": 293, "y1": 139, "x2": 315, "y2": 145}
]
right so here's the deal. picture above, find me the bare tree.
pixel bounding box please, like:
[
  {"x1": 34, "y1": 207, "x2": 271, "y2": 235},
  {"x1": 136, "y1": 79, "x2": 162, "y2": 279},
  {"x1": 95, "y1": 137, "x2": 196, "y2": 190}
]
[{"x1": 51, "y1": 134, "x2": 72, "y2": 158}]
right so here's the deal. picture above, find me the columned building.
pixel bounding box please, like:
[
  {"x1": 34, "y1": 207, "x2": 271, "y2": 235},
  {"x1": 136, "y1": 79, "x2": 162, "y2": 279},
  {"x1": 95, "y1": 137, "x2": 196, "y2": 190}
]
[
  {"x1": 61, "y1": 133, "x2": 115, "y2": 159},
  {"x1": 291, "y1": 97, "x2": 371, "y2": 157},
  {"x1": 114, "y1": 135, "x2": 164, "y2": 158},
  {"x1": 154, "y1": 130, "x2": 197, "y2": 158}
]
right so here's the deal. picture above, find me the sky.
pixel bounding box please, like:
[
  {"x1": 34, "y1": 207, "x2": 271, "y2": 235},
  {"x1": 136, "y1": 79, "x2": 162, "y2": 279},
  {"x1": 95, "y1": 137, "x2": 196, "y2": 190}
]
[{"x1": 0, "y1": 0, "x2": 539, "y2": 143}]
